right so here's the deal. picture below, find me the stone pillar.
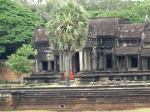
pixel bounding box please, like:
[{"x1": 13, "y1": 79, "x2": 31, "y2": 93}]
[
  {"x1": 84, "y1": 50, "x2": 87, "y2": 71},
  {"x1": 134, "y1": 76, "x2": 137, "y2": 81},
  {"x1": 116, "y1": 56, "x2": 118, "y2": 72},
  {"x1": 92, "y1": 48, "x2": 97, "y2": 70},
  {"x1": 54, "y1": 56, "x2": 57, "y2": 73},
  {"x1": 125, "y1": 56, "x2": 128, "y2": 72},
  {"x1": 63, "y1": 55, "x2": 65, "y2": 71},
  {"x1": 112, "y1": 52, "x2": 116, "y2": 71},
  {"x1": 87, "y1": 50, "x2": 90, "y2": 70},
  {"x1": 39, "y1": 62, "x2": 42, "y2": 72},
  {"x1": 99, "y1": 54, "x2": 103, "y2": 70},
  {"x1": 90, "y1": 50, "x2": 93, "y2": 71},
  {"x1": 97, "y1": 49, "x2": 99, "y2": 70},
  {"x1": 59, "y1": 54, "x2": 63, "y2": 71},
  {"x1": 143, "y1": 75, "x2": 146, "y2": 80},
  {"x1": 48, "y1": 61, "x2": 51, "y2": 71},
  {"x1": 82, "y1": 50, "x2": 85, "y2": 71},
  {"x1": 138, "y1": 55, "x2": 141, "y2": 70},
  {"x1": 103, "y1": 53, "x2": 106, "y2": 71},
  {"x1": 35, "y1": 56, "x2": 39, "y2": 72},
  {"x1": 79, "y1": 50, "x2": 83, "y2": 71}
]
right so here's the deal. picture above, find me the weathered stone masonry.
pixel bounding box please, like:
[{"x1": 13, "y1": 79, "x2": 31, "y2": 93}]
[{"x1": 24, "y1": 17, "x2": 150, "y2": 83}]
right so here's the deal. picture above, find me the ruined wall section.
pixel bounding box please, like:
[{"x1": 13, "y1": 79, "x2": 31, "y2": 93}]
[{"x1": 0, "y1": 60, "x2": 30, "y2": 82}]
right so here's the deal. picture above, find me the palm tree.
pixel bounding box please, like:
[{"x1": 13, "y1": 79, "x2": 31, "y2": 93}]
[{"x1": 46, "y1": 0, "x2": 89, "y2": 86}]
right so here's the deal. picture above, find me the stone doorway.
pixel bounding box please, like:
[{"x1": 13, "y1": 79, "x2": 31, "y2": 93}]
[
  {"x1": 106, "y1": 55, "x2": 112, "y2": 69},
  {"x1": 72, "y1": 52, "x2": 80, "y2": 73},
  {"x1": 42, "y1": 61, "x2": 48, "y2": 71},
  {"x1": 74, "y1": 52, "x2": 80, "y2": 73},
  {"x1": 131, "y1": 57, "x2": 137, "y2": 68}
]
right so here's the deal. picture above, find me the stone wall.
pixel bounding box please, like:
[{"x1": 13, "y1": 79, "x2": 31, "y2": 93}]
[{"x1": 0, "y1": 60, "x2": 30, "y2": 82}]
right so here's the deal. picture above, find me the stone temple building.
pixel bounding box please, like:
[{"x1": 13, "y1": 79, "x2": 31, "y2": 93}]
[{"x1": 24, "y1": 17, "x2": 150, "y2": 84}]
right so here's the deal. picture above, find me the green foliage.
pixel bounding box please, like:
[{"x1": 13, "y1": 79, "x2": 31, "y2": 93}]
[
  {"x1": 77, "y1": 0, "x2": 150, "y2": 23},
  {"x1": 0, "y1": 46, "x2": 6, "y2": 54},
  {"x1": 6, "y1": 44, "x2": 35, "y2": 76},
  {"x1": 76, "y1": 0, "x2": 136, "y2": 11},
  {"x1": 46, "y1": 0, "x2": 89, "y2": 55},
  {"x1": 0, "y1": 0, "x2": 44, "y2": 58},
  {"x1": 88, "y1": 10, "x2": 142, "y2": 23}
]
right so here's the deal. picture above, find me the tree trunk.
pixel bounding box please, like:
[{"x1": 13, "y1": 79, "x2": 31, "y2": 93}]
[{"x1": 65, "y1": 55, "x2": 70, "y2": 87}]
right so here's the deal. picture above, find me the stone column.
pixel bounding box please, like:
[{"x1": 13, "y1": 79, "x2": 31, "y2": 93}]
[
  {"x1": 59, "y1": 54, "x2": 63, "y2": 71},
  {"x1": 63, "y1": 55, "x2": 65, "y2": 71},
  {"x1": 84, "y1": 50, "x2": 87, "y2": 71},
  {"x1": 48, "y1": 61, "x2": 51, "y2": 71},
  {"x1": 90, "y1": 50, "x2": 93, "y2": 71},
  {"x1": 87, "y1": 50, "x2": 90, "y2": 70},
  {"x1": 116, "y1": 56, "x2": 119, "y2": 72},
  {"x1": 79, "y1": 50, "x2": 83, "y2": 71},
  {"x1": 97, "y1": 49, "x2": 99, "y2": 70},
  {"x1": 103, "y1": 53, "x2": 106, "y2": 71},
  {"x1": 125, "y1": 56, "x2": 128, "y2": 72},
  {"x1": 99, "y1": 54, "x2": 103, "y2": 70},
  {"x1": 134, "y1": 76, "x2": 137, "y2": 81},
  {"x1": 35, "y1": 56, "x2": 39, "y2": 72},
  {"x1": 82, "y1": 50, "x2": 85, "y2": 71},
  {"x1": 143, "y1": 75, "x2": 146, "y2": 80},
  {"x1": 54, "y1": 56, "x2": 57, "y2": 73},
  {"x1": 39, "y1": 62, "x2": 42, "y2": 72},
  {"x1": 112, "y1": 51, "x2": 116, "y2": 71},
  {"x1": 92, "y1": 48, "x2": 97, "y2": 70},
  {"x1": 35, "y1": 49, "x2": 38, "y2": 72}
]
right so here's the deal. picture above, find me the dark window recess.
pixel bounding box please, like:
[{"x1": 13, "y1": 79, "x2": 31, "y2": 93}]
[
  {"x1": 148, "y1": 58, "x2": 150, "y2": 70},
  {"x1": 42, "y1": 61, "x2": 48, "y2": 71},
  {"x1": 52, "y1": 61, "x2": 54, "y2": 70},
  {"x1": 75, "y1": 52, "x2": 80, "y2": 72},
  {"x1": 107, "y1": 55, "x2": 112, "y2": 68},
  {"x1": 131, "y1": 57, "x2": 137, "y2": 68}
]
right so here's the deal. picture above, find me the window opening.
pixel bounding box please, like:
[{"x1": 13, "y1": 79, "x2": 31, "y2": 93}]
[
  {"x1": 107, "y1": 55, "x2": 112, "y2": 68},
  {"x1": 131, "y1": 57, "x2": 137, "y2": 68},
  {"x1": 42, "y1": 61, "x2": 48, "y2": 71}
]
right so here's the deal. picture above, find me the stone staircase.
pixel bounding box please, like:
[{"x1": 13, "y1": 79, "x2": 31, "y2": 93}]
[
  {"x1": 0, "y1": 86, "x2": 150, "y2": 111},
  {"x1": 23, "y1": 71, "x2": 63, "y2": 84},
  {"x1": 75, "y1": 70, "x2": 150, "y2": 83}
]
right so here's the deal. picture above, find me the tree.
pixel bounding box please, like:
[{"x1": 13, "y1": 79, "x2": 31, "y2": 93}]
[
  {"x1": 76, "y1": 0, "x2": 135, "y2": 11},
  {"x1": 5, "y1": 44, "x2": 35, "y2": 77},
  {"x1": 46, "y1": 0, "x2": 89, "y2": 86},
  {"x1": 0, "y1": 0, "x2": 44, "y2": 58}
]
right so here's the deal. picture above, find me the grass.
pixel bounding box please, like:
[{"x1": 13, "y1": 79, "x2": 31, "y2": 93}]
[
  {"x1": 1, "y1": 80, "x2": 150, "y2": 89},
  {"x1": 0, "y1": 82, "x2": 149, "y2": 88},
  {"x1": 1, "y1": 108, "x2": 150, "y2": 112}
]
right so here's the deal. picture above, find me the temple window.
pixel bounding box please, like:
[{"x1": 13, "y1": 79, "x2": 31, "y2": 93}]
[
  {"x1": 131, "y1": 57, "x2": 138, "y2": 68},
  {"x1": 42, "y1": 61, "x2": 48, "y2": 71},
  {"x1": 107, "y1": 55, "x2": 112, "y2": 68}
]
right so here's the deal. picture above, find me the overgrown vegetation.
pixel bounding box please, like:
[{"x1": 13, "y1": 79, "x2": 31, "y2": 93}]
[
  {"x1": 0, "y1": 0, "x2": 150, "y2": 59},
  {"x1": 0, "y1": 0, "x2": 44, "y2": 58},
  {"x1": 5, "y1": 44, "x2": 35, "y2": 77},
  {"x1": 80, "y1": 0, "x2": 150, "y2": 23},
  {"x1": 15, "y1": 0, "x2": 150, "y2": 23}
]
